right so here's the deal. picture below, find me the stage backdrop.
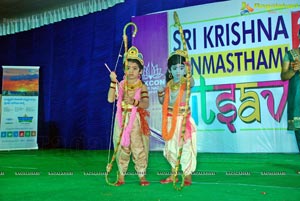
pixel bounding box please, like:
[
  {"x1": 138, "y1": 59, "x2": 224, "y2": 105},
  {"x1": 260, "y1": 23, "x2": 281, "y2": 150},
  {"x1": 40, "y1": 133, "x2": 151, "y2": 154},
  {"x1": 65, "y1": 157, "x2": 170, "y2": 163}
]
[
  {"x1": 0, "y1": 66, "x2": 39, "y2": 150},
  {"x1": 132, "y1": 0, "x2": 300, "y2": 152}
]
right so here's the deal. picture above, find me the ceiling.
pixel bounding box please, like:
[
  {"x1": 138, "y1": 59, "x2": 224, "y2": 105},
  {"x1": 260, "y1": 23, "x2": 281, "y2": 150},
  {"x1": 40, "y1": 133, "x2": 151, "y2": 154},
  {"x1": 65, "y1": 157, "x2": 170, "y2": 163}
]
[{"x1": 0, "y1": 0, "x2": 87, "y2": 19}]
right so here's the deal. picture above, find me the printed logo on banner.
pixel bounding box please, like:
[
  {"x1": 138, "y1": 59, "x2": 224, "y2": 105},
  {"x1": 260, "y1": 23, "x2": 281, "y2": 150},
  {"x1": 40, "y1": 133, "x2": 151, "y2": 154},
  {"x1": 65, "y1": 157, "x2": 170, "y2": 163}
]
[
  {"x1": 25, "y1": 131, "x2": 31, "y2": 137},
  {"x1": 31, "y1": 131, "x2": 37, "y2": 137},
  {"x1": 7, "y1": 132, "x2": 13, "y2": 137},
  {"x1": 19, "y1": 131, "x2": 25, "y2": 137},
  {"x1": 245, "y1": 2, "x2": 300, "y2": 16},
  {"x1": 143, "y1": 62, "x2": 165, "y2": 92},
  {"x1": 13, "y1": 131, "x2": 18, "y2": 137},
  {"x1": 143, "y1": 62, "x2": 164, "y2": 80},
  {"x1": 18, "y1": 115, "x2": 33, "y2": 124},
  {"x1": 240, "y1": 2, "x2": 254, "y2": 15},
  {"x1": 1, "y1": 132, "x2": 6, "y2": 137}
]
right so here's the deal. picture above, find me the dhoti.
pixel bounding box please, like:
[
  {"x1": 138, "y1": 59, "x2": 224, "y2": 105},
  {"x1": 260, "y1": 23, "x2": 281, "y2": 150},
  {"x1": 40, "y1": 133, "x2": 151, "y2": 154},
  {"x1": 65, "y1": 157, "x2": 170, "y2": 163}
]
[
  {"x1": 113, "y1": 112, "x2": 149, "y2": 178},
  {"x1": 163, "y1": 115, "x2": 197, "y2": 175}
]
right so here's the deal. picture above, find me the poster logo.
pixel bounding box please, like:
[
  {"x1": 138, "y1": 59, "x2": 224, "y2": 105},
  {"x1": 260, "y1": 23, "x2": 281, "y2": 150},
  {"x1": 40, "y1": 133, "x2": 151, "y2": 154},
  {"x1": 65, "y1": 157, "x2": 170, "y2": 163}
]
[
  {"x1": 143, "y1": 62, "x2": 163, "y2": 80},
  {"x1": 240, "y1": 2, "x2": 254, "y2": 15},
  {"x1": 18, "y1": 114, "x2": 33, "y2": 123},
  {"x1": 143, "y1": 62, "x2": 165, "y2": 90},
  {"x1": 1, "y1": 132, "x2": 6, "y2": 137}
]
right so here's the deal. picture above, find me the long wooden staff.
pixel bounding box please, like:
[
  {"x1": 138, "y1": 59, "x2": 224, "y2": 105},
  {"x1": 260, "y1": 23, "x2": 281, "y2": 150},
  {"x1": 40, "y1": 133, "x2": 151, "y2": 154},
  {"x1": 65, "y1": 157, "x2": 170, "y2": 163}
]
[
  {"x1": 105, "y1": 22, "x2": 138, "y2": 186},
  {"x1": 172, "y1": 11, "x2": 192, "y2": 191}
]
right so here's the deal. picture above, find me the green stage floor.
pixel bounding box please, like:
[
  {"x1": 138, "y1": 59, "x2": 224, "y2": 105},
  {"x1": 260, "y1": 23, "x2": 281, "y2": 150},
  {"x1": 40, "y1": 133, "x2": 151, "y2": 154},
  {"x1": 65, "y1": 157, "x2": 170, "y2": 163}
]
[{"x1": 0, "y1": 149, "x2": 300, "y2": 201}]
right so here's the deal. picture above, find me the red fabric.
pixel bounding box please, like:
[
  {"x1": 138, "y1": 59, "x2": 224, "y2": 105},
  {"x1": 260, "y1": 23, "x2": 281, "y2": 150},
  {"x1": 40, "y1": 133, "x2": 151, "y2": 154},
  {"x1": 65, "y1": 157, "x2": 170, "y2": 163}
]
[{"x1": 138, "y1": 108, "x2": 150, "y2": 136}]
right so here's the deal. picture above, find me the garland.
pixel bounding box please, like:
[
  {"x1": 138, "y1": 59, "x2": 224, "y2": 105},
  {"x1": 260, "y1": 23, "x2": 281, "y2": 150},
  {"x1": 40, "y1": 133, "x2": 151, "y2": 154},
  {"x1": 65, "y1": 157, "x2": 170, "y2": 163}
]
[{"x1": 162, "y1": 81, "x2": 185, "y2": 141}]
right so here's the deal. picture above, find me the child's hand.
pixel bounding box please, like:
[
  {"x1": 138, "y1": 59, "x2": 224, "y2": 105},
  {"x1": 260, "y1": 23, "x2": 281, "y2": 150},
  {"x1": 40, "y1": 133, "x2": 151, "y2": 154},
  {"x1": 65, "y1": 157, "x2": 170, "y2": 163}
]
[
  {"x1": 292, "y1": 58, "x2": 300, "y2": 72},
  {"x1": 157, "y1": 86, "x2": 165, "y2": 93},
  {"x1": 123, "y1": 94, "x2": 134, "y2": 105},
  {"x1": 110, "y1": 72, "x2": 118, "y2": 82}
]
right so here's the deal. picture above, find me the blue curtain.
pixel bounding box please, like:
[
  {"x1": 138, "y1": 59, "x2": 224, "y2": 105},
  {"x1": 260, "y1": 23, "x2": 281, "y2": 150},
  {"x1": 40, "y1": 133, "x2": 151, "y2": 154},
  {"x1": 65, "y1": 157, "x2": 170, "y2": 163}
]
[{"x1": 0, "y1": 0, "x2": 225, "y2": 149}]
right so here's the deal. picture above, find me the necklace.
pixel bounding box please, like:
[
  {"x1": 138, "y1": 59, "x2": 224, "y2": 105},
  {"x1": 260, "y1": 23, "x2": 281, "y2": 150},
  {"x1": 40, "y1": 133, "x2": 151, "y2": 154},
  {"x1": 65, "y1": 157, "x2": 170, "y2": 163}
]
[
  {"x1": 170, "y1": 81, "x2": 181, "y2": 91},
  {"x1": 170, "y1": 77, "x2": 186, "y2": 92},
  {"x1": 126, "y1": 80, "x2": 143, "y2": 91}
]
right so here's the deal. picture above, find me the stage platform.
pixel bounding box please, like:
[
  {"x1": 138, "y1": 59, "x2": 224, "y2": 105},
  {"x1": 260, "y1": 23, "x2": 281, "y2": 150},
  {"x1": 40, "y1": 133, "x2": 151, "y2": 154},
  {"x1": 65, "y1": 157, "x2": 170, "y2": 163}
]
[{"x1": 1, "y1": 149, "x2": 300, "y2": 201}]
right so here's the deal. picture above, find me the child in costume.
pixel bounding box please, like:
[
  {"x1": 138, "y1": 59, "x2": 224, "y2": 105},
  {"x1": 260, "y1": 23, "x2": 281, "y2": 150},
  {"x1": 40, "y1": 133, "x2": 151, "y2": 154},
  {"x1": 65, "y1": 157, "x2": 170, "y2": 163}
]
[
  {"x1": 157, "y1": 50, "x2": 197, "y2": 186},
  {"x1": 107, "y1": 46, "x2": 150, "y2": 186}
]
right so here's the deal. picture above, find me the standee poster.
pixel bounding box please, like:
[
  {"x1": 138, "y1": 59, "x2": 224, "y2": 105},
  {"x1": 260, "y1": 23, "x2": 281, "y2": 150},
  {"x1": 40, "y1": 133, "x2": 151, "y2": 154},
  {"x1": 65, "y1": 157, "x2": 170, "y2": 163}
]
[{"x1": 0, "y1": 66, "x2": 40, "y2": 150}]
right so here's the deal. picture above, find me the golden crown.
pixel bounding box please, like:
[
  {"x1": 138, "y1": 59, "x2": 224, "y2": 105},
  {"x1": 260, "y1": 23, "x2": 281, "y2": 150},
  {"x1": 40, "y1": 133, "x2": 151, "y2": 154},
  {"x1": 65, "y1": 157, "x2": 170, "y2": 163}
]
[
  {"x1": 168, "y1": 49, "x2": 188, "y2": 59},
  {"x1": 124, "y1": 46, "x2": 144, "y2": 66}
]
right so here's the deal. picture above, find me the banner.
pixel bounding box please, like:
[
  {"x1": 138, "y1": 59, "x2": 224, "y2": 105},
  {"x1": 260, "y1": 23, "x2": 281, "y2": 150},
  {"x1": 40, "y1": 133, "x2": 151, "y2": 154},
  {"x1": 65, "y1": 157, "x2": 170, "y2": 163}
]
[
  {"x1": 132, "y1": 0, "x2": 300, "y2": 152},
  {"x1": 0, "y1": 66, "x2": 40, "y2": 150}
]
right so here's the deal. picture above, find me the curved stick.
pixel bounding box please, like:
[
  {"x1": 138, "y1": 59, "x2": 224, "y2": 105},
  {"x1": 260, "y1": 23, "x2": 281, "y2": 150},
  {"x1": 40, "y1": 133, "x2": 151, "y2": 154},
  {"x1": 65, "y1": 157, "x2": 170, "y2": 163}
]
[
  {"x1": 105, "y1": 22, "x2": 138, "y2": 186},
  {"x1": 123, "y1": 22, "x2": 138, "y2": 52},
  {"x1": 172, "y1": 11, "x2": 192, "y2": 191}
]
